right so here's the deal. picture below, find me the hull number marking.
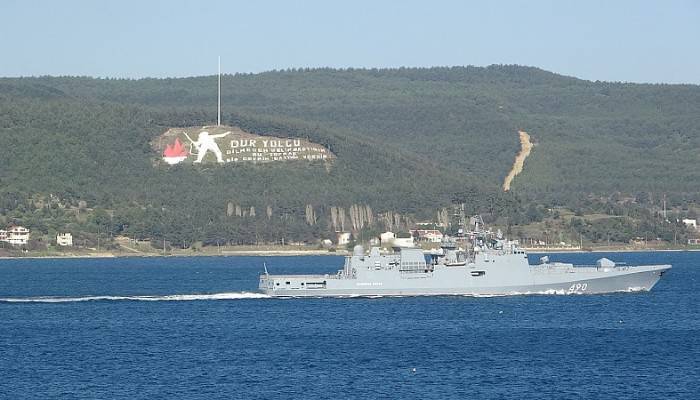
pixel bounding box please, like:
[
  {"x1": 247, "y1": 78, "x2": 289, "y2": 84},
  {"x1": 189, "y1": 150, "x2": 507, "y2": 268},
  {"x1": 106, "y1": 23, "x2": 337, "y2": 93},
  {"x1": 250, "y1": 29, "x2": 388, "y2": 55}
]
[{"x1": 568, "y1": 283, "x2": 588, "y2": 292}]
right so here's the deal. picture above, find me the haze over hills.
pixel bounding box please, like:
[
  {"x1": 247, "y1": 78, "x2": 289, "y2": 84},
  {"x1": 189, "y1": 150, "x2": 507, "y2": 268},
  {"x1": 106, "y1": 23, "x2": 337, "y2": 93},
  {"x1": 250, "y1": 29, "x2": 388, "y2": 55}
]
[{"x1": 1, "y1": 65, "x2": 699, "y2": 247}]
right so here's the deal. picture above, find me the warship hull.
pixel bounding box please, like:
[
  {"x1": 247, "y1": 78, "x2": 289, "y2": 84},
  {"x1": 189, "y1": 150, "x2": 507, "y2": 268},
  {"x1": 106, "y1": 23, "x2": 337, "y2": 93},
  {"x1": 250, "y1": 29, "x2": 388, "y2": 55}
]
[{"x1": 259, "y1": 251, "x2": 670, "y2": 297}]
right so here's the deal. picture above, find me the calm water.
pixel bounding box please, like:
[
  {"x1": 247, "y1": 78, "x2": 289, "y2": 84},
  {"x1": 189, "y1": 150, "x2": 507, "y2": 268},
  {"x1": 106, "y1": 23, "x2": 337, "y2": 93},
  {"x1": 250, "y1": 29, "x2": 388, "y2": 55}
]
[{"x1": 0, "y1": 252, "x2": 698, "y2": 399}]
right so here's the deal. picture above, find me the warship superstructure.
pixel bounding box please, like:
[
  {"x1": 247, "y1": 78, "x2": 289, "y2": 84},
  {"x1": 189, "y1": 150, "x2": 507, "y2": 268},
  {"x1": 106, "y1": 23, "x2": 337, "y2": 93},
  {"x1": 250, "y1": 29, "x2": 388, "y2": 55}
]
[{"x1": 259, "y1": 217, "x2": 670, "y2": 297}]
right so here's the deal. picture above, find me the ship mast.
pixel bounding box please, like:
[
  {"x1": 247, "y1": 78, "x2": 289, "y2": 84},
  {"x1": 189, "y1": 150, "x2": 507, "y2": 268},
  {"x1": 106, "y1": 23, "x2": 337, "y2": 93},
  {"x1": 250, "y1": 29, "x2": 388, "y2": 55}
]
[{"x1": 452, "y1": 203, "x2": 466, "y2": 238}]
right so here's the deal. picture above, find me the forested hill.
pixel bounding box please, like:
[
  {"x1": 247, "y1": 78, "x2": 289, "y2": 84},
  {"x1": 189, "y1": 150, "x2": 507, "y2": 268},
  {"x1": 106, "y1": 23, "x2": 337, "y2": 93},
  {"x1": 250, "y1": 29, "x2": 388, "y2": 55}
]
[
  {"x1": 1, "y1": 65, "x2": 699, "y2": 246},
  {"x1": 4, "y1": 65, "x2": 699, "y2": 195}
]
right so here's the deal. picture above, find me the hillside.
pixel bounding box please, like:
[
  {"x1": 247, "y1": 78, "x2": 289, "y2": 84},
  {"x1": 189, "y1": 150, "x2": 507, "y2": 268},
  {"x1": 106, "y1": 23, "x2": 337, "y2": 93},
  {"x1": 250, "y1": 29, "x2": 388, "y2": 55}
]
[{"x1": 1, "y1": 66, "x2": 699, "y2": 247}]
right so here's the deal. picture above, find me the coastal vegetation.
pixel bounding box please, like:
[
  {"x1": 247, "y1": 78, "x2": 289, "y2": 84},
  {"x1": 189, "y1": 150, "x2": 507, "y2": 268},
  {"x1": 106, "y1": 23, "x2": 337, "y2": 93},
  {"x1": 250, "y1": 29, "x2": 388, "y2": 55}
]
[{"x1": 1, "y1": 66, "x2": 699, "y2": 252}]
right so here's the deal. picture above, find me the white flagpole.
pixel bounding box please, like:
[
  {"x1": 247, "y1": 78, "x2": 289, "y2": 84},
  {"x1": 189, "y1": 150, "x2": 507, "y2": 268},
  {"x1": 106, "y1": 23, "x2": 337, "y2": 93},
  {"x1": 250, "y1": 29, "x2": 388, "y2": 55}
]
[{"x1": 217, "y1": 56, "x2": 221, "y2": 126}]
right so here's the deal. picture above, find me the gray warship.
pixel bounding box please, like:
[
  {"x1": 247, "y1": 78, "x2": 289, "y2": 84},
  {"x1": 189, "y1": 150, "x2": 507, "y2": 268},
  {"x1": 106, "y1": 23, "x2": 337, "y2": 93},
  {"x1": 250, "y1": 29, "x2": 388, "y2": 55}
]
[{"x1": 259, "y1": 218, "x2": 670, "y2": 297}]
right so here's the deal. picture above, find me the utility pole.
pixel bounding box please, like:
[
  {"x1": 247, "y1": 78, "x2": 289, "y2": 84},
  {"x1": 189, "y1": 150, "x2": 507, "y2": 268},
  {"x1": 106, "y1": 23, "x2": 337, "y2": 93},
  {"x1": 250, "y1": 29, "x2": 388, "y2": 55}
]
[
  {"x1": 663, "y1": 194, "x2": 667, "y2": 222},
  {"x1": 674, "y1": 229, "x2": 677, "y2": 247},
  {"x1": 217, "y1": 56, "x2": 221, "y2": 126}
]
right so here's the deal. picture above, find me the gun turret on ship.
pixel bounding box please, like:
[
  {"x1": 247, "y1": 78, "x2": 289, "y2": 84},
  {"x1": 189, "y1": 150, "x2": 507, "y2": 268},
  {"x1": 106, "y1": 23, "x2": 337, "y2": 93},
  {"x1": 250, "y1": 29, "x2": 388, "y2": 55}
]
[{"x1": 258, "y1": 216, "x2": 670, "y2": 297}]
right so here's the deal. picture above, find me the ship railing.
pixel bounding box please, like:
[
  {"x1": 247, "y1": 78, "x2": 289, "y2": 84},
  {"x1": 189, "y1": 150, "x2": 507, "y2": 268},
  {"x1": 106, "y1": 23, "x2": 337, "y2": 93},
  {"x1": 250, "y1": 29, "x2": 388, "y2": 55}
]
[
  {"x1": 565, "y1": 264, "x2": 631, "y2": 271},
  {"x1": 266, "y1": 273, "x2": 343, "y2": 279}
]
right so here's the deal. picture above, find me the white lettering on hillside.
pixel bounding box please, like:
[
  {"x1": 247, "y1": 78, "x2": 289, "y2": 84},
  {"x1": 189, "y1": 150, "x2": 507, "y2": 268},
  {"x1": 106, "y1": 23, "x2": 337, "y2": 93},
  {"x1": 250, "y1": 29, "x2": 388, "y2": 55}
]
[{"x1": 222, "y1": 137, "x2": 328, "y2": 163}]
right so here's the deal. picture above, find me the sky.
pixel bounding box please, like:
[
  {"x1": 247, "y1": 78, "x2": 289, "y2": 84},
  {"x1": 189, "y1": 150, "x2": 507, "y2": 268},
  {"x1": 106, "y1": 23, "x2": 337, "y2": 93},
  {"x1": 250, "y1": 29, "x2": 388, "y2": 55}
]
[{"x1": 1, "y1": 0, "x2": 699, "y2": 84}]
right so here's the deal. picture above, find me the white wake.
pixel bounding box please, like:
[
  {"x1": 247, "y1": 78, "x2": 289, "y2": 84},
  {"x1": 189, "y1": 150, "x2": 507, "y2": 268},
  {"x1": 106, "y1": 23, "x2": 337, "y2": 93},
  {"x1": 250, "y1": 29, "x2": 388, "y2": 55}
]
[{"x1": 0, "y1": 292, "x2": 270, "y2": 303}]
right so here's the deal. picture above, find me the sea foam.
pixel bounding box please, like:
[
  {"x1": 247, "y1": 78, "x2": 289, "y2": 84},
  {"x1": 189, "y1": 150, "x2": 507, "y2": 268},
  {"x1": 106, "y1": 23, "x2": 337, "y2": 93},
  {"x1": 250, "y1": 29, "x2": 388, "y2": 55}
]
[{"x1": 0, "y1": 292, "x2": 270, "y2": 303}]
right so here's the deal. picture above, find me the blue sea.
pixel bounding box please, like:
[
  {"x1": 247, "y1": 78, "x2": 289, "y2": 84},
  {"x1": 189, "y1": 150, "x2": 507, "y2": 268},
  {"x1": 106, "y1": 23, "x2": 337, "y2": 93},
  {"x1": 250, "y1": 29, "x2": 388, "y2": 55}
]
[{"x1": 1, "y1": 251, "x2": 698, "y2": 399}]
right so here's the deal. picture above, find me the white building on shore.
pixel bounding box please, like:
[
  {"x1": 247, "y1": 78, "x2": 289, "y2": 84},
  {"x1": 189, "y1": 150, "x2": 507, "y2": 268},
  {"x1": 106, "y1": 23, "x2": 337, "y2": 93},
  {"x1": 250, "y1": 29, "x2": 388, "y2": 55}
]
[
  {"x1": 380, "y1": 231, "x2": 414, "y2": 248},
  {"x1": 337, "y1": 232, "x2": 351, "y2": 246},
  {"x1": 0, "y1": 226, "x2": 30, "y2": 246},
  {"x1": 380, "y1": 232, "x2": 395, "y2": 246},
  {"x1": 410, "y1": 229, "x2": 444, "y2": 243},
  {"x1": 392, "y1": 237, "x2": 415, "y2": 248},
  {"x1": 57, "y1": 232, "x2": 73, "y2": 247}
]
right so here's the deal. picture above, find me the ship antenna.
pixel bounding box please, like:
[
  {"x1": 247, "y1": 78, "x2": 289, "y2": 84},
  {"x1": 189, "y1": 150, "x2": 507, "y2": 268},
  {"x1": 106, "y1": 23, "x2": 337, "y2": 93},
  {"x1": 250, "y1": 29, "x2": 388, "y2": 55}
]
[
  {"x1": 263, "y1": 261, "x2": 269, "y2": 276},
  {"x1": 217, "y1": 56, "x2": 221, "y2": 126}
]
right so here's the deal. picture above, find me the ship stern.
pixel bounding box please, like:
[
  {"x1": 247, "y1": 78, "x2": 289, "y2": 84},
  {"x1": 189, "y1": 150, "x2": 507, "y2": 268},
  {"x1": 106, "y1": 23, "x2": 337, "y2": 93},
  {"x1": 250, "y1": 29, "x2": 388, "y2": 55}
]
[{"x1": 258, "y1": 274, "x2": 273, "y2": 295}]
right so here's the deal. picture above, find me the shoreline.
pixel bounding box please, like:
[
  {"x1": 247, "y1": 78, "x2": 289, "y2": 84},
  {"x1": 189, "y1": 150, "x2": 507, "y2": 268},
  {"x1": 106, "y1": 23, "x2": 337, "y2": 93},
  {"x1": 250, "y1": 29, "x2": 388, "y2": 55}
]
[
  {"x1": 0, "y1": 249, "x2": 350, "y2": 259},
  {"x1": 524, "y1": 248, "x2": 700, "y2": 253},
  {"x1": 1, "y1": 247, "x2": 699, "y2": 260}
]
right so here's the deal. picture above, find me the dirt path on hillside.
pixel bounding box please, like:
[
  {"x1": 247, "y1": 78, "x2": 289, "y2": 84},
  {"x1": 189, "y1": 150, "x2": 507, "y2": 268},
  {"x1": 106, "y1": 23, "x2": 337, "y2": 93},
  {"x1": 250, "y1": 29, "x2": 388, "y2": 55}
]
[{"x1": 502, "y1": 130, "x2": 533, "y2": 191}]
